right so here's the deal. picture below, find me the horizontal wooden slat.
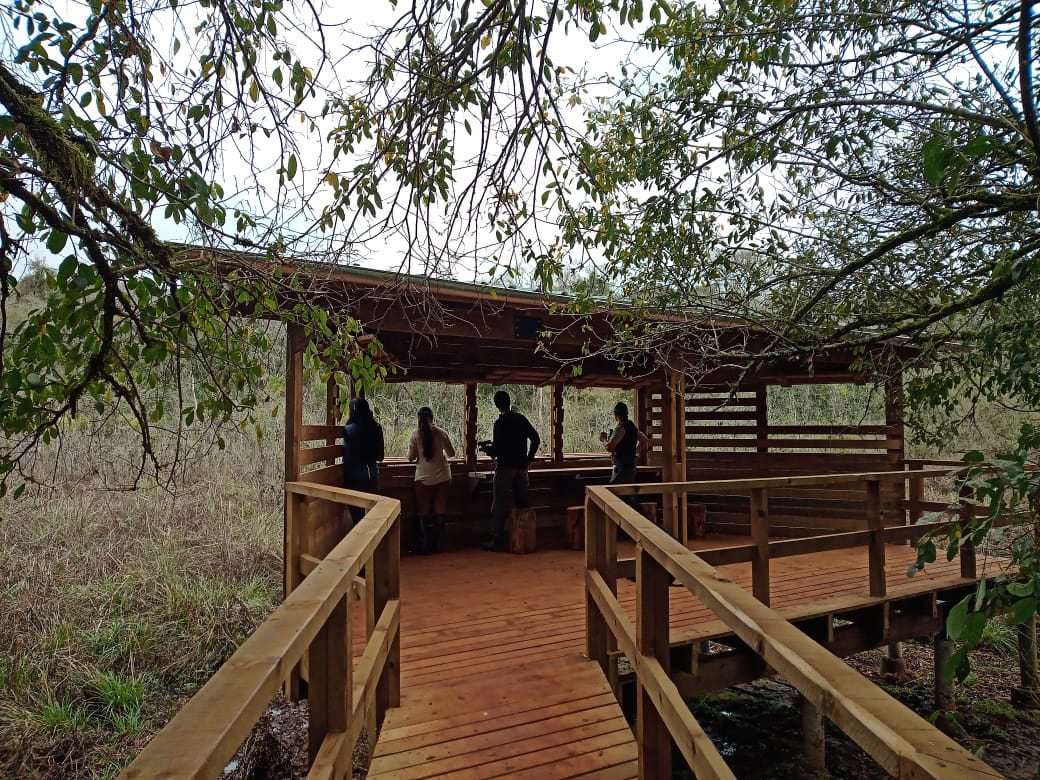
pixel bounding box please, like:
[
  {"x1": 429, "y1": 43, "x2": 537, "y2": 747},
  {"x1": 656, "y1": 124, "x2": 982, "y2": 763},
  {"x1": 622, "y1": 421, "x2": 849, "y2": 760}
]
[
  {"x1": 300, "y1": 444, "x2": 343, "y2": 468},
  {"x1": 686, "y1": 438, "x2": 898, "y2": 450},
  {"x1": 302, "y1": 424, "x2": 342, "y2": 442}
]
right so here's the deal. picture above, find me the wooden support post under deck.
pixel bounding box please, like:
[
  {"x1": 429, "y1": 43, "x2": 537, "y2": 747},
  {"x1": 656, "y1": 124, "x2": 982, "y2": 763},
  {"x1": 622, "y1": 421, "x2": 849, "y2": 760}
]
[
  {"x1": 800, "y1": 695, "x2": 825, "y2": 771},
  {"x1": 880, "y1": 641, "x2": 907, "y2": 676},
  {"x1": 866, "y1": 480, "x2": 886, "y2": 598},
  {"x1": 637, "y1": 545, "x2": 672, "y2": 780},
  {"x1": 934, "y1": 634, "x2": 956, "y2": 712},
  {"x1": 750, "y1": 487, "x2": 770, "y2": 606},
  {"x1": 1012, "y1": 615, "x2": 1040, "y2": 709},
  {"x1": 551, "y1": 382, "x2": 564, "y2": 465},
  {"x1": 464, "y1": 382, "x2": 478, "y2": 469}
]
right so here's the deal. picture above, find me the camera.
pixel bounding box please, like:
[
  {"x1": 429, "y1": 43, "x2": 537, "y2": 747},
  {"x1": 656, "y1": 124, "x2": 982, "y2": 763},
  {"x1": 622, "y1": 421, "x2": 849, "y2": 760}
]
[{"x1": 477, "y1": 439, "x2": 496, "y2": 458}]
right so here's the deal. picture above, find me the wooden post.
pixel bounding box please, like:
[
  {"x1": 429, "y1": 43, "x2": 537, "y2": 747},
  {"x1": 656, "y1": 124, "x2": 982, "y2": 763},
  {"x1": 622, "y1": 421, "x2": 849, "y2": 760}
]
[
  {"x1": 283, "y1": 326, "x2": 305, "y2": 702},
  {"x1": 750, "y1": 487, "x2": 770, "y2": 606},
  {"x1": 284, "y1": 491, "x2": 305, "y2": 701},
  {"x1": 326, "y1": 376, "x2": 339, "y2": 431},
  {"x1": 634, "y1": 387, "x2": 648, "y2": 466},
  {"x1": 866, "y1": 479, "x2": 886, "y2": 598},
  {"x1": 755, "y1": 386, "x2": 768, "y2": 454},
  {"x1": 464, "y1": 382, "x2": 478, "y2": 469},
  {"x1": 1012, "y1": 615, "x2": 1040, "y2": 709},
  {"x1": 958, "y1": 484, "x2": 977, "y2": 580},
  {"x1": 637, "y1": 544, "x2": 671, "y2": 780},
  {"x1": 675, "y1": 373, "x2": 688, "y2": 540},
  {"x1": 585, "y1": 497, "x2": 617, "y2": 674},
  {"x1": 885, "y1": 374, "x2": 905, "y2": 472},
  {"x1": 934, "y1": 634, "x2": 956, "y2": 712},
  {"x1": 800, "y1": 695, "x2": 825, "y2": 771},
  {"x1": 659, "y1": 381, "x2": 677, "y2": 537},
  {"x1": 308, "y1": 593, "x2": 348, "y2": 761},
  {"x1": 370, "y1": 519, "x2": 400, "y2": 731},
  {"x1": 880, "y1": 641, "x2": 907, "y2": 676},
  {"x1": 908, "y1": 461, "x2": 923, "y2": 526},
  {"x1": 551, "y1": 382, "x2": 564, "y2": 465}
]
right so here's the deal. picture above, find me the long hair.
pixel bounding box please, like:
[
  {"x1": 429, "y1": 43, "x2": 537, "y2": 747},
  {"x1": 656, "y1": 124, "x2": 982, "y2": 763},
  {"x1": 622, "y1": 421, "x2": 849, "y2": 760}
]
[
  {"x1": 347, "y1": 397, "x2": 372, "y2": 425},
  {"x1": 417, "y1": 406, "x2": 435, "y2": 460}
]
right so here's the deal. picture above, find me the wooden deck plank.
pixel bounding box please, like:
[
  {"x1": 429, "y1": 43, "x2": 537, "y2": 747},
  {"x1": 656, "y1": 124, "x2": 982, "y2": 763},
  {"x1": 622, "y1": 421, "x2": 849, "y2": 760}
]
[{"x1": 365, "y1": 540, "x2": 998, "y2": 779}]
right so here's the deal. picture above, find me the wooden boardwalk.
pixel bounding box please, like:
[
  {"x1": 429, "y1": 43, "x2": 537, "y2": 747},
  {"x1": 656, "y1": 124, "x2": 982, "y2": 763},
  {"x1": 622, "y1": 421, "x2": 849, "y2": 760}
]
[{"x1": 365, "y1": 537, "x2": 994, "y2": 779}]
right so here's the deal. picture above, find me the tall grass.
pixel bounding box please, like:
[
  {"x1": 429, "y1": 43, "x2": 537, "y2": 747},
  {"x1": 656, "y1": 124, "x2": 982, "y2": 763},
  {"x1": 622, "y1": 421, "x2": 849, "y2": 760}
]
[{"x1": 0, "y1": 425, "x2": 283, "y2": 779}]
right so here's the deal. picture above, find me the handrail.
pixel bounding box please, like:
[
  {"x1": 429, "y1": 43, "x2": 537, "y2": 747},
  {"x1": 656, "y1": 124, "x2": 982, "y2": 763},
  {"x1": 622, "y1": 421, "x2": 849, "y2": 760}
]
[
  {"x1": 585, "y1": 470, "x2": 1004, "y2": 779},
  {"x1": 121, "y1": 483, "x2": 401, "y2": 780}
]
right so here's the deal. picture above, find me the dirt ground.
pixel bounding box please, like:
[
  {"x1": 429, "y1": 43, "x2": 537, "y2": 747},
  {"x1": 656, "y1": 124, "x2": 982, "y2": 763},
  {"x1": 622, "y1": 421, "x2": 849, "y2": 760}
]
[{"x1": 683, "y1": 641, "x2": 1040, "y2": 779}]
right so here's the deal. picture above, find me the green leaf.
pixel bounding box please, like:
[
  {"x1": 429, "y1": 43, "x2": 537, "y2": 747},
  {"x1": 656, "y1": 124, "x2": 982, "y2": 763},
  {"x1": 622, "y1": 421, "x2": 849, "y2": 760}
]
[
  {"x1": 286, "y1": 154, "x2": 298, "y2": 180},
  {"x1": 946, "y1": 595, "x2": 971, "y2": 640},
  {"x1": 46, "y1": 230, "x2": 68, "y2": 254},
  {"x1": 922, "y1": 136, "x2": 951, "y2": 185},
  {"x1": 1007, "y1": 597, "x2": 1037, "y2": 626},
  {"x1": 1008, "y1": 580, "x2": 1035, "y2": 598}
]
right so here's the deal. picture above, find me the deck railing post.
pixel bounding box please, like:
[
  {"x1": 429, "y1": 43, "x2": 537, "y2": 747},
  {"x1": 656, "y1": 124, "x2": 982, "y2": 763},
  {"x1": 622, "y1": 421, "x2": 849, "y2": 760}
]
[
  {"x1": 308, "y1": 593, "x2": 348, "y2": 762},
  {"x1": 585, "y1": 496, "x2": 609, "y2": 673},
  {"x1": 636, "y1": 544, "x2": 672, "y2": 780},
  {"x1": 958, "y1": 484, "x2": 977, "y2": 580},
  {"x1": 866, "y1": 479, "x2": 886, "y2": 598},
  {"x1": 750, "y1": 487, "x2": 770, "y2": 605},
  {"x1": 371, "y1": 517, "x2": 400, "y2": 732},
  {"x1": 285, "y1": 490, "x2": 305, "y2": 701},
  {"x1": 907, "y1": 461, "x2": 923, "y2": 526}
]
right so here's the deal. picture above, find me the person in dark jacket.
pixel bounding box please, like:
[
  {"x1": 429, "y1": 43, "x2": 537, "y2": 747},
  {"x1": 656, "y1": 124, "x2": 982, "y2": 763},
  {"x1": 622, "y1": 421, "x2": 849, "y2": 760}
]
[
  {"x1": 599, "y1": 401, "x2": 649, "y2": 504},
  {"x1": 342, "y1": 397, "x2": 385, "y2": 524},
  {"x1": 485, "y1": 390, "x2": 540, "y2": 551}
]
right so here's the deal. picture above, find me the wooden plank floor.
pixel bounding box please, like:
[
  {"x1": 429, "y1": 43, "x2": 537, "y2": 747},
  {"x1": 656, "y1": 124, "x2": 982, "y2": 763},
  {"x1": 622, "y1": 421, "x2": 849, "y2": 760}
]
[{"x1": 364, "y1": 536, "x2": 1004, "y2": 778}]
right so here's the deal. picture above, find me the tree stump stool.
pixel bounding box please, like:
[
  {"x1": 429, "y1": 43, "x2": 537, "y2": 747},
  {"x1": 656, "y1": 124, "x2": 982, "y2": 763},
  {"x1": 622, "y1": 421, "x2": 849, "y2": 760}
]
[
  {"x1": 688, "y1": 503, "x2": 708, "y2": 538},
  {"x1": 508, "y1": 508, "x2": 537, "y2": 554},
  {"x1": 566, "y1": 505, "x2": 585, "y2": 550}
]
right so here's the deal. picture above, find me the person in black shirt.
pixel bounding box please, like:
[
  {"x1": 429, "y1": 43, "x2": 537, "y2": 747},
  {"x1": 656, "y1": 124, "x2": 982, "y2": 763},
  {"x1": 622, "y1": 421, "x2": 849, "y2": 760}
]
[
  {"x1": 599, "y1": 401, "x2": 649, "y2": 503},
  {"x1": 485, "y1": 390, "x2": 540, "y2": 551},
  {"x1": 342, "y1": 397, "x2": 385, "y2": 524}
]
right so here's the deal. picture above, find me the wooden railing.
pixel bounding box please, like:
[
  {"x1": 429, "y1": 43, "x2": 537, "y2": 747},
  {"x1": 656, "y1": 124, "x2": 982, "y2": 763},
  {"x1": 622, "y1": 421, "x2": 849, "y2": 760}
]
[
  {"x1": 585, "y1": 471, "x2": 1005, "y2": 779},
  {"x1": 122, "y1": 484, "x2": 401, "y2": 780}
]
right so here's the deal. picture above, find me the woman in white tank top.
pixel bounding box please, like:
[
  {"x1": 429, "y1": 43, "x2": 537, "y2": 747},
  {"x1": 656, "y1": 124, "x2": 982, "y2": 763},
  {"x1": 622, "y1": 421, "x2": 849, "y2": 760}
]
[{"x1": 407, "y1": 407, "x2": 456, "y2": 553}]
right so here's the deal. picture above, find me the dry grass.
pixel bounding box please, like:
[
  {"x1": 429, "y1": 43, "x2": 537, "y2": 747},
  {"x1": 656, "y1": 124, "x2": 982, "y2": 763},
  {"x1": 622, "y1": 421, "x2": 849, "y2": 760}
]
[{"x1": 0, "y1": 427, "x2": 284, "y2": 779}]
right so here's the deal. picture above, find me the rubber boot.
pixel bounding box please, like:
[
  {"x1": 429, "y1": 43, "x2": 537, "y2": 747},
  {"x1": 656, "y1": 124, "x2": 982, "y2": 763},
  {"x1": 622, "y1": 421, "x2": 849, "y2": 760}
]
[
  {"x1": 424, "y1": 516, "x2": 440, "y2": 553},
  {"x1": 430, "y1": 514, "x2": 445, "y2": 553},
  {"x1": 412, "y1": 516, "x2": 430, "y2": 554}
]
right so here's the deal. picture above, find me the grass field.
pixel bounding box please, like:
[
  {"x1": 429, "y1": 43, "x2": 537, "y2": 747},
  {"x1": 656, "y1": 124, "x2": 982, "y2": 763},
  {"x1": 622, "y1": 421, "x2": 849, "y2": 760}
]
[{"x1": 0, "y1": 429, "x2": 284, "y2": 779}]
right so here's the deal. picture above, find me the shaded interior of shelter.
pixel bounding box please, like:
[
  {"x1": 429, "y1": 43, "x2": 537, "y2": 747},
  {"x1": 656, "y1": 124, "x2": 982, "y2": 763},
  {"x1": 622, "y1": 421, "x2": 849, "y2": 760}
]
[{"x1": 247, "y1": 254, "x2": 912, "y2": 557}]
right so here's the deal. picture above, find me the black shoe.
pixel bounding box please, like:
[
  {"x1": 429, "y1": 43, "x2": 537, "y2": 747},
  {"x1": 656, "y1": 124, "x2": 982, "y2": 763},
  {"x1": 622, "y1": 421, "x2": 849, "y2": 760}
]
[{"x1": 481, "y1": 539, "x2": 507, "y2": 552}]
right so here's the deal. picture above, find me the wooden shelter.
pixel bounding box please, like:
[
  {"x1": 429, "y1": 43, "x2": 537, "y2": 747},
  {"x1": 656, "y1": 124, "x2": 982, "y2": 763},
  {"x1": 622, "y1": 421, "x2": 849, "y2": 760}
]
[
  {"x1": 269, "y1": 260, "x2": 908, "y2": 552},
  {"x1": 123, "y1": 254, "x2": 1015, "y2": 780}
]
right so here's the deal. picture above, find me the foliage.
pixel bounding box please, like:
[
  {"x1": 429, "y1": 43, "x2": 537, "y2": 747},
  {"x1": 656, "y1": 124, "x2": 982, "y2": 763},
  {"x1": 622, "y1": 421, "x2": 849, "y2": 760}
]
[
  {"x1": 909, "y1": 425, "x2": 1040, "y2": 680},
  {"x1": 0, "y1": 0, "x2": 395, "y2": 493}
]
